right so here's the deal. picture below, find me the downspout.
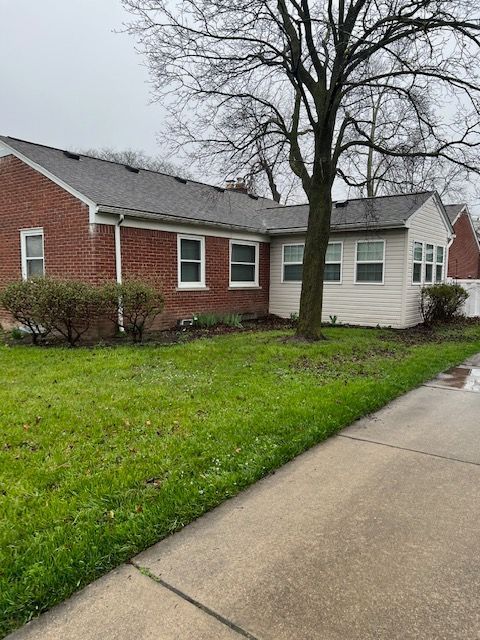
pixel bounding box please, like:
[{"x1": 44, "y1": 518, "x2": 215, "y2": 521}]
[{"x1": 114, "y1": 215, "x2": 125, "y2": 331}]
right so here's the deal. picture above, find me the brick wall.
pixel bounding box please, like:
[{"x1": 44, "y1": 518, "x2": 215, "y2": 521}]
[
  {"x1": 0, "y1": 155, "x2": 270, "y2": 332},
  {"x1": 120, "y1": 226, "x2": 270, "y2": 328},
  {"x1": 448, "y1": 212, "x2": 480, "y2": 279}
]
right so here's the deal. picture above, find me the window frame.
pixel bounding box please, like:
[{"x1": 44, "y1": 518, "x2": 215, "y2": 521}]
[
  {"x1": 412, "y1": 241, "x2": 424, "y2": 286},
  {"x1": 435, "y1": 245, "x2": 445, "y2": 283},
  {"x1": 20, "y1": 228, "x2": 45, "y2": 280},
  {"x1": 324, "y1": 241, "x2": 343, "y2": 284},
  {"x1": 229, "y1": 240, "x2": 259, "y2": 288},
  {"x1": 281, "y1": 243, "x2": 304, "y2": 283},
  {"x1": 424, "y1": 243, "x2": 434, "y2": 284},
  {"x1": 177, "y1": 234, "x2": 206, "y2": 289},
  {"x1": 354, "y1": 239, "x2": 385, "y2": 285}
]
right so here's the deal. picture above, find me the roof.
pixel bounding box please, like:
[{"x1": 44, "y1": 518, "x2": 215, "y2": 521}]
[
  {"x1": 0, "y1": 136, "x2": 446, "y2": 235},
  {"x1": 444, "y1": 203, "x2": 466, "y2": 224},
  {"x1": 261, "y1": 192, "x2": 436, "y2": 232},
  {"x1": 0, "y1": 136, "x2": 278, "y2": 232}
]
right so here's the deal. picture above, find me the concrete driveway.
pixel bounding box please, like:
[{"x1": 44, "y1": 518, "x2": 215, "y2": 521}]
[{"x1": 9, "y1": 357, "x2": 480, "y2": 640}]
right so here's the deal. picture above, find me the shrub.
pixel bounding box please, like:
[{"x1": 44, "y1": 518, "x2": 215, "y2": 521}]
[
  {"x1": 102, "y1": 279, "x2": 165, "y2": 342},
  {"x1": 0, "y1": 279, "x2": 49, "y2": 344},
  {"x1": 194, "y1": 312, "x2": 219, "y2": 328},
  {"x1": 222, "y1": 313, "x2": 243, "y2": 328},
  {"x1": 36, "y1": 279, "x2": 104, "y2": 347},
  {"x1": 421, "y1": 283, "x2": 468, "y2": 326}
]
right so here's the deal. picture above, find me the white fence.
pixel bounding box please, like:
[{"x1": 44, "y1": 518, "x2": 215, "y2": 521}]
[{"x1": 454, "y1": 279, "x2": 480, "y2": 317}]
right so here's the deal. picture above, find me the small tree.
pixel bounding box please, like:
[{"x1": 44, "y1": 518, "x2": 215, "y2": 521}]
[
  {"x1": 0, "y1": 279, "x2": 49, "y2": 344},
  {"x1": 102, "y1": 279, "x2": 165, "y2": 342},
  {"x1": 36, "y1": 279, "x2": 104, "y2": 347},
  {"x1": 421, "y1": 283, "x2": 468, "y2": 326}
]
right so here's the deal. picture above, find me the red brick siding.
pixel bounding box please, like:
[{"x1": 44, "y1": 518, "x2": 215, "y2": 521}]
[
  {"x1": 448, "y1": 212, "x2": 480, "y2": 279},
  {"x1": 0, "y1": 155, "x2": 270, "y2": 331},
  {"x1": 120, "y1": 227, "x2": 270, "y2": 328}
]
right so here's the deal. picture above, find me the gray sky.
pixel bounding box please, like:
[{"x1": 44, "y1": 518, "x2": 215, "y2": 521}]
[{"x1": 0, "y1": 0, "x2": 165, "y2": 156}]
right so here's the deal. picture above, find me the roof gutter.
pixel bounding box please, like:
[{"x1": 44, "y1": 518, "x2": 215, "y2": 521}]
[
  {"x1": 97, "y1": 205, "x2": 266, "y2": 236},
  {"x1": 267, "y1": 222, "x2": 407, "y2": 235}
]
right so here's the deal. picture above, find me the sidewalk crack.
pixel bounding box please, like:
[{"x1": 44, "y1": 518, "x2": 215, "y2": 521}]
[{"x1": 129, "y1": 561, "x2": 260, "y2": 640}]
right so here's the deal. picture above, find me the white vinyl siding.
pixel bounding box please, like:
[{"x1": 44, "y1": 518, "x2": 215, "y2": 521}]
[
  {"x1": 20, "y1": 228, "x2": 44, "y2": 279},
  {"x1": 404, "y1": 196, "x2": 452, "y2": 326},
  {"x1": 270, "y1": 230, "x2": 406, "y2": 328}
]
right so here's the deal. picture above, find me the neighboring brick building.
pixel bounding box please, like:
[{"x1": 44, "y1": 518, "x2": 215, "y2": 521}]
[{"x1": 445, "y1": 204, "x2": 480, "y2": 279}]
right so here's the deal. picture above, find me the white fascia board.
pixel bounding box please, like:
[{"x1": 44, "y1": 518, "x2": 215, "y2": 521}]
[
  {"x1": 0, "y1": 140, "x2": 98, "y2": 215},
  {"x1": 94, "y1": 208, "x2": 270, "y2": 243}
]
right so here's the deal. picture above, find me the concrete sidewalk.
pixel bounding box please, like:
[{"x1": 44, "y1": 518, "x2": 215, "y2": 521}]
[{"x1": 9, "y1": 358, "x2": 480, "y2": 640}]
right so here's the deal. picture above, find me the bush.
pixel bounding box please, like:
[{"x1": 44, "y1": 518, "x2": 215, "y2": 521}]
[
  {"x1": 36, "y1": 279, "x2": 105, "y2": 347},
  {"x1": 0, "y1": 279, "x2": 49, "y2": 344},
  {"x1": 421, "y1": 283, "x2": 468, "y2": 326},
  {"x1": 194, "y1": 312, "x2": 219, "y2": 328},
  {"x1": 222, "y1": 313, "x2": 243, "y2": 328},
  {"x1": 102, "y1": 279, "x2": 164, "y2": 342}
]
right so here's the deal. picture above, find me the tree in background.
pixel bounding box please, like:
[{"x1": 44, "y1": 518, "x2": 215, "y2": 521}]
[{"x1": 123, "y1": 0, "x2": 480, "y2": 339}]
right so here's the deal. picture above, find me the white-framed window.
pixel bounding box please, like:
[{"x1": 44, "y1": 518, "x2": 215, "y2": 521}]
[
  {"x1": 413, "y1": 241, "x2": 423, "y2": 284},
  {"x1": 355, "y1": 240, "x2": 385, "y2": 284},
  {"x1": 177, "y1": 235, "x2": 205, "y2": 288},
  {"x1": 324, "y1": 242, "x2": 343, "y2": 283},
  {"x1": 229, "y1": 240, "x2": 259, "y2": 287},
  {"x1": 282, "y1": 244, "x2": 304, "y2": 282},
  {"x1": 424, "y1": 243, "x2": 434, "y2": 283},
  {"x1": 436, "y1": 246, "x2": 445, "y2": 283},
  {"x1": 20, "y1": 228, "x2": 44, "y2": 279}
]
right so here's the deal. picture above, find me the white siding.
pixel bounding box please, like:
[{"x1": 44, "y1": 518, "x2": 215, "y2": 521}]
[
  {"x1": 269, "y1": 229, "x2": 408, "y2": 328},
  {"x1": 403, "y1": 196, "x2": 452, "y2": 327}
]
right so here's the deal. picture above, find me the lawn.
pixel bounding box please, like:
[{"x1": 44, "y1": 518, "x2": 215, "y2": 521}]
[{"x1": 1, "y1": 324, "x2": 480, "y2": 636}]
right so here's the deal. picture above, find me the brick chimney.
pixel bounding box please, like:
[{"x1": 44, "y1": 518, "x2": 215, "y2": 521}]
[{"x1": 226, "y1": 177, "x2": 248, "y2": 194}]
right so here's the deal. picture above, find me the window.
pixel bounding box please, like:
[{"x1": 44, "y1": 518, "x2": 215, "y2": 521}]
[
  {"x1": 413, "y1": 242, "x2": 423, "y2": 284},
  {"x1": 178, "y1": 235, "x2": 205, "y2": 288},
  {"x1": 355, "y1": 240, "x2": 385, "y2": 283},
  {"x1": 20, "y1": 228, "x2": 44, "y2": 279},
  {"x1": 283, "y1": 244, "x2": 304, "y2": 282},
  {"x1": 230, "y1": 241, "x2": 258, "y2": 286},
  {"x1": 324, "y1": 242, "x2": 342, "y2": 282},
  {"x1": 282, "y1": 242, "x2": 342, "y2": 283},
  {"x1": 436, "y1": 246, "x2": 445, "y2": 282},
  {"x1": 424, "y1": 244, "x2": 434, "y2": 283}
]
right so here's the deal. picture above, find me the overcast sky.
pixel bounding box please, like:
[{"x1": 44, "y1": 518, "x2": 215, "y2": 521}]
[{"x1": 0, "y1": 0, "x2": 165, "y2": 156}]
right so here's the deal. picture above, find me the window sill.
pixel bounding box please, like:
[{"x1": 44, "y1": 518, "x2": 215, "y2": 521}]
[
  {"x1": 176, "y1": 286, "x2": 210, "y2": 292},
  {"x1": 228, "y1": 285, "x2": 262, "y2": 290}
]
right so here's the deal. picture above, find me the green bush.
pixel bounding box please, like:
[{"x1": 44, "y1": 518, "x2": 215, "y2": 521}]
[
  {"x1": 102, "y1": 279, "x2": 164, "y2": 342},
  {"x1": 421, "y1": 283, "x2": 468, "y2": 326},
  {"x1": 222, "y1": 313, "x2": 243, "y2": 328},
  {"x1": 0, "y1": 279, "x2": 50, "y2": 344},
  {"x1": 36, "y1": 279, "x2": 105, "y2": 347},
  {"x1": 194, "y1": 312, "x2": 219, "y2": 328}
]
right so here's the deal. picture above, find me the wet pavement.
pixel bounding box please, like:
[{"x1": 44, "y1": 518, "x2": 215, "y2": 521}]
[{"x1": 424, "y1": 364, "x2": 480, "y2": 392}]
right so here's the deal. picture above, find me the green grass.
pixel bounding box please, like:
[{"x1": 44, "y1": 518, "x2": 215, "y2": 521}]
[{"x1": 1, "y1": 325, "x2": 480, "y2": 636}]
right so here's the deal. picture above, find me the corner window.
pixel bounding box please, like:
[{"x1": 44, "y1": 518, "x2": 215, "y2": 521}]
[
  {"x1": 355, "y1": 240, "x2": 385, "y2": 283},
  {"x1": 20, "y1": 228, "x2": 44, "y2": 279},
  {"x1": 178, "y1": 235, "x2": 205, "y2": 288},
  {"x1": 283, "y1": 244, "x2": 304, "y2": 282},
  {"x1": 436, "y1": 246, "x2": 445, "y2": 282},
  {"x1": 230, "y1": 241, "x2": 258, "y2": 286},
  {"x1": 325, "y1": 242, "x2": 342, "y2": 282},
  {"x1": 424, "y1": 244, "x2": 434, "y2": 283},
  {"x1": 413, "y1": 241, "x2": 423, "y2": 284}
]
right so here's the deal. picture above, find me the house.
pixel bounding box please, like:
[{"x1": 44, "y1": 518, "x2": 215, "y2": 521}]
[
  {"x1": 445, "y1": 204, "x2": 480, "y2": 279},
  {"x1": 0, "y1": 136, "x2": 454, "y2": 331}
]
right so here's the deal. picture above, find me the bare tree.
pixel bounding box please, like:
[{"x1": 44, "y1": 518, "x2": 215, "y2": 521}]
[
  {"x1": 123, "y1": 0, "x2": 480, "y2": 340},
  {"x1": 80, "y1": 147, "x2": 193, "y2": 179}
]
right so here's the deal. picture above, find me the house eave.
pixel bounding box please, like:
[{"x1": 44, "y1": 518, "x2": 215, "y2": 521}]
[{"x1": 267, "y1": 222, "x2": 407, "y2": 235}]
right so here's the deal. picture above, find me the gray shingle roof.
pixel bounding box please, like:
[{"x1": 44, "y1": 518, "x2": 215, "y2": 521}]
[
  {"x1": 444, "y1": 203, "x2": 466, "y2": 224},
  {"x1": 260, "y1": 192, "x2": 435, "y2": 232},
  {"x1": 0, "y1": 136, "x2": 278, "y2": 231},
  {"x1": 0, "y1": 136, "x2": 441, "y2": 234}
]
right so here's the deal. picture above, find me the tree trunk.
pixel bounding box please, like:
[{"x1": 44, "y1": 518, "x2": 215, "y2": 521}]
[{"x1": 296, "y1": 181, "x2": 333, "y2": 340}]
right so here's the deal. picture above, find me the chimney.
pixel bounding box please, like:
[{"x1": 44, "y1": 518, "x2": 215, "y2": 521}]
[{"x1": 225, "y1": 177, "x2": 248, "y2": 194}]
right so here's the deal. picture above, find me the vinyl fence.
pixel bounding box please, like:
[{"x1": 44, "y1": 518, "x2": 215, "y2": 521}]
[{"x1": 454, "y1": 279, "x2": 480, "y2": 318}]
